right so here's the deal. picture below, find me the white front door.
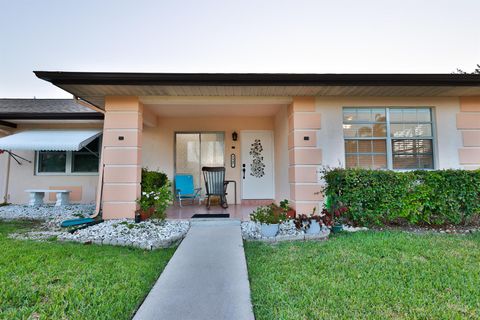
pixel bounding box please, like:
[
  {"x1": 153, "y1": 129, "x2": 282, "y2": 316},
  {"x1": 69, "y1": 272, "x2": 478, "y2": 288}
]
[{"x1": 240, "y1": 130, "x2": 274, "y2": 199}]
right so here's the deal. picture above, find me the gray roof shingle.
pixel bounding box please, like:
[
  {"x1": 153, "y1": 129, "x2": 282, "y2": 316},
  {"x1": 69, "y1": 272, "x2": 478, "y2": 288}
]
[{"x1": 0, "y1": 99, "x2": 96, "y2": 113}]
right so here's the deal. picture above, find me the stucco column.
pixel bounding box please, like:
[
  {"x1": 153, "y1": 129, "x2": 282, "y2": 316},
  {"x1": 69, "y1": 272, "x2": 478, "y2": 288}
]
[
  {"x1": 457, "y1": 96, "x2": 480, "y2": 170},
  {"x1": 101, "y1": 96, "x2": 143, "y2": 219},
  {"x1": 288, "y1": 97, "x2": 323, "y2": 215}
]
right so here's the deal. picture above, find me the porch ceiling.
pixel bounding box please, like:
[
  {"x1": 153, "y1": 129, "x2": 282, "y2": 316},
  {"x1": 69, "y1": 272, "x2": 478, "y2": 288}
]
[
  {"x1": 34, "y1": 72, "x2": 480, "y2": 110},
  {"x1": 145, "y1": 103, "x2": 284, "y2": 117}
]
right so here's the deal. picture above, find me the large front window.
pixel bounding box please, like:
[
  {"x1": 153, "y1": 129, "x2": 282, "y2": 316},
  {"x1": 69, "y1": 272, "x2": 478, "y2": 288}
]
[
  {"x1": 343, "y1": 107, "x2": 434, "y2": 170},
  {"x1": 36, "y1": 137, "x2": 101, "y2": 174}
]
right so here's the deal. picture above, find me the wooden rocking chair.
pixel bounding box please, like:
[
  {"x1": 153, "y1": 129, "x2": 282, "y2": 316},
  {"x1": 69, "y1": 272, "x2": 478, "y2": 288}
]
[{"x1": 202, "y1": 166, "x2": 229, "y2": 209}]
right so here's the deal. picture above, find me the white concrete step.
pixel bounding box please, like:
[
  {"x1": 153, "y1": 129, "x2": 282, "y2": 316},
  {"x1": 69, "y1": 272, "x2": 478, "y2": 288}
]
[{"x1": 190, "y1": 218, "x2": 241, "y2": 226}]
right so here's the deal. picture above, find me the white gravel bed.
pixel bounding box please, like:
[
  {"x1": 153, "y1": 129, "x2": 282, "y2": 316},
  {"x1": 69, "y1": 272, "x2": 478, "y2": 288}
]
[
  {"x1": 343, "y1": 225, "x2": 369, "y2": 232},
  {"x1": 58, "y1": 219, "x2": 190, "y2": 250},
  {"x1": 241, "y1": 220, "x2": 330, "y2": 242},
  {"x1": 375, "y1": 225, "x2": 480, "y2": 235},
  {"x1": 2, "y1": 204, "x2": 190, "y2": 249},
  {"x1": 0, "y1": 204, "x2": 94, "y2": 228},
  {"x1": 9, "y1": 231, "x2": 63, "y2": 241}
]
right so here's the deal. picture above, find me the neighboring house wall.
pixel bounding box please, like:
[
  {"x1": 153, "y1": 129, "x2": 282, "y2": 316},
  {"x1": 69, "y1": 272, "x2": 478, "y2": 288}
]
[
  {"x1": 0, "y1": 129, "x2": 12, "y2": 203},
  {"x1": 457, "y1": 96, "x2": 480, "y2": 169},
  {"x1": 6, "y1": 152, "x2": 99, "y2": 204},
  {"x1": 1, "y1": 123, "x2": 102, "y2": 205},
  {"x1": 142, "y1": 115, "x2": 276, "y2": 204}
]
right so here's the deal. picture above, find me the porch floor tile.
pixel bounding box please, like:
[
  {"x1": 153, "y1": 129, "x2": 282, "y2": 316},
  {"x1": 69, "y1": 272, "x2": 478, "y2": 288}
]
[
  {"x1": 166, "y1": 204, "x2": 258, "y2": 221},
  {"x1": 133, "y1": 219, "x2": 255, "y2": 320}
]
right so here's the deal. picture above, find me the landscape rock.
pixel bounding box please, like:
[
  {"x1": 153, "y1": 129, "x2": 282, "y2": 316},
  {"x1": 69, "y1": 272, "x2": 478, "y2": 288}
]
[
  {"x1": 2, "y1": 203, "x2": 190, "y2": 249},
  {"x1": 279, "y1": 220, "x2": 301, "y2": 236},
  {"x1": 241, "y1": 220, "x2": 327, "y2": 242},
  {"x1": 0, "y1": 204, "x2": 94, "y2": 228},
  {"x1": 342, "y1": 225, "x2": 368, "y2": 232},
  {"x1": 304, "y1": 228, "x2": 330, "y2": 240},
  {"x1": 58, "y1": 219, "x2": 190, "y2": 249},
  {"x1": 241, "y1": 221, "x2": 262, "y2": 239},
  {"x1": 275, "y1": 234, "x2": 305, "y2": 242}
]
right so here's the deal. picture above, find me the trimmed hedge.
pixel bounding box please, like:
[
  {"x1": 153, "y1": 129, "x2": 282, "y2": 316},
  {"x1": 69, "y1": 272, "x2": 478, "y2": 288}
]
[
  {"x1": 323, "y1": 168, "x2": 480, "y2": 226},
  {"x1": 141, "y1": 168, "x2": 168, "y2": 190}
]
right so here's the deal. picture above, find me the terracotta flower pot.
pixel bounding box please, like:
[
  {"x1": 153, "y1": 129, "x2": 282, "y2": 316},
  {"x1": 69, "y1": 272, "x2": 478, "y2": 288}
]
[
  {"x1": 138, "y1": 206, "x2": 155, "y2": 221},
  {"x1": 286, "y1": 209, "x2": 296, "y2": 219}
]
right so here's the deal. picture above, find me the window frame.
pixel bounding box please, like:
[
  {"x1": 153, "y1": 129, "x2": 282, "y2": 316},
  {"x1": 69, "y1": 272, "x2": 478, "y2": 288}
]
[
  {"x1": 173, "y1": 131, "x2": 226, "y2": 191},
  {"x1": 343, "y1": 107, "x2": 436, "y2": 170},
  {"x1": 36, "y1": 151, "x2": 68, "y2": 174},
  {"x1": 35, "y1": 138, "x2": 101, "y2": 176}
]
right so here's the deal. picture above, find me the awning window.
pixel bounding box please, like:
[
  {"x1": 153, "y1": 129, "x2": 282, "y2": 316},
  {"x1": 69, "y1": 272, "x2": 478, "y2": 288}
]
[{"x1": 0, "y1": 129, "x2": 102, "y2": 151}]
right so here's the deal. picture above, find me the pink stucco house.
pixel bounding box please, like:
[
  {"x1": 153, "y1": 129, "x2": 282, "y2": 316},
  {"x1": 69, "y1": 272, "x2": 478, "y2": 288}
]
[{"x1": 1, "y1": 72, "x2": 479, "y2": 219}]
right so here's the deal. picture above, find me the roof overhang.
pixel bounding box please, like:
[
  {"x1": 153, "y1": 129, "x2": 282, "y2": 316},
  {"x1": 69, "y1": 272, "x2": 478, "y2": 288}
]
[
  {"x1": 34, "y1": 72, "x2": 480, "y2": 110},
  {"x1": 0, "y1": 129, "x2": 102, "y2": 151},
  {"x1": 0, "y1": 112, "x2": 104, "y2": 120}
]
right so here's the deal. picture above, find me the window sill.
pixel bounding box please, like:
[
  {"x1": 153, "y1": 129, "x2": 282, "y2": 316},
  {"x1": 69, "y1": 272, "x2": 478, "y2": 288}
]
[{"x1": 35, "y1": 172, "x2": 99, "y2": 176}]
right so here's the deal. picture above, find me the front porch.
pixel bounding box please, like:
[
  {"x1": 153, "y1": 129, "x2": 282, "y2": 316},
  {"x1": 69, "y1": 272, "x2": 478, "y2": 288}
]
[
  {"x1": 141, "y1": 97, "x2": 290, "y2": 209},
  {"x1": 96, "y1": 95, "x2": 323, "y2": 219}
]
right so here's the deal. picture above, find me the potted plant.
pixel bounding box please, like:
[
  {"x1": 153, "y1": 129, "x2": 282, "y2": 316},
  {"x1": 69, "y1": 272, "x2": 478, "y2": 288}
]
[
  {"x1": 250, "y1": 204, "x2": 288, "y2": 237},
  {"x1": 323, "y1": 195, "x2": 348, "y2": 233},
  {"x1": 136, "y1": 170, "x2": 174, "y2": 222},
  {"x1": 136, "y1": 191, "x2": 156, "y2": 221},
  {"x1": 279, "y1": 199, "x2": 296, "y2": 218},
  {"x1": 294, "y1": 207, "x2": 323, "y2": 234}
]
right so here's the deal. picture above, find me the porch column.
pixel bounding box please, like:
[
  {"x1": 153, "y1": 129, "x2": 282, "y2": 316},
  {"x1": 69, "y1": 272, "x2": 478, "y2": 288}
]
[
  {"x1": 457, "y1": 96, "x2": 480, "y2": 170},
  {"x1": 102, "y1": 96, "x2": 143, "y2": 219},
  {"x1": 288, "y1": 97, "x2": 323, "y2": 215}
]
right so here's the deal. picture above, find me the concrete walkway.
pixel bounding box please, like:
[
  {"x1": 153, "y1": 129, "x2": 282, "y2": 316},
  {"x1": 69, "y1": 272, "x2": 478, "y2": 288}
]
[{"x1": 133, "y1": 219, "x2": 255, "y2": 320}]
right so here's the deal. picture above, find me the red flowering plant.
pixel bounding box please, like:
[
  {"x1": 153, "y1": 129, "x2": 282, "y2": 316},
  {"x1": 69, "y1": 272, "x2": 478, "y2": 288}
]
[
  {"x1": 294, "y1": 195, "x2": 349, "y2": 231},
  {"x1": 294, "y1": 207, "x2": 325, "y2": 231},
  {"x1": 323, "y1": 195, "x2": 348, "y2": 227}
]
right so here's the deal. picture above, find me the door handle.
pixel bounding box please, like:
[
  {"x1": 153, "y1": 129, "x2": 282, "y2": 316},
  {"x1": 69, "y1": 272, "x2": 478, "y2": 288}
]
[{"x1": 242, "y1": 164, "x2": 246, "y2": 179}]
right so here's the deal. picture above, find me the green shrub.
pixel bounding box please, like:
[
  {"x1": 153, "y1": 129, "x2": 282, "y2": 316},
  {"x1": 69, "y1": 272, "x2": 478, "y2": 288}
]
[
  {"x1": 323, "y1": 168, "x2": 480, "y2": 226},
  {"x1": 141, "y1": 168, "x2": 168, "y2": 190},
  {"x1": 138, "y1": 169, "x2": 172, "y2": 220}
]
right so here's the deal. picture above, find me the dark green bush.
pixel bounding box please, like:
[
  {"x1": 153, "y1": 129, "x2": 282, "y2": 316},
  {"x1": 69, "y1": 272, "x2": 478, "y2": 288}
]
[
  {"x1": 139, "y1": 169, "x2": 172, "y2": 220},
  {"x1": 323, "y1": 168, "x2": 480, "y2": 226},
  {"x1": 141, "y1": 168, "x2": 168, "y2": 191}
]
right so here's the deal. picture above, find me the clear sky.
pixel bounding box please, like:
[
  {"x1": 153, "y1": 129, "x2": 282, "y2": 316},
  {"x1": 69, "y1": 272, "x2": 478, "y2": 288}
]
[{"x1": 0, "y1": 0, "x2": 479, "y2": 98}]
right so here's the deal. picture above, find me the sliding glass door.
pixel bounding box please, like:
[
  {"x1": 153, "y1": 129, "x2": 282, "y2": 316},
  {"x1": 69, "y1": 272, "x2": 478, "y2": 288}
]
[{"x1": 175, "y1": 132, "x2": 225, "y2": 191}]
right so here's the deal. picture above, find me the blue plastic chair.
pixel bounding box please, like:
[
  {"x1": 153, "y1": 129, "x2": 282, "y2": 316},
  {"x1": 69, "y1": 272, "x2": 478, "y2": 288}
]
[{"x1": 175, "y1": 174, "x2": 202, "y2": 207}]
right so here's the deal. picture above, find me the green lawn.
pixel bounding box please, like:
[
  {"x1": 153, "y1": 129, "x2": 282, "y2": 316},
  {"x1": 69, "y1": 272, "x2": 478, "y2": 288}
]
[
  {"x1": 245, "y1": 231, "x2": 480, "y2": 319},
  {"x1": 0, "y1": 220, "x2": 175, "y2": 320}
]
